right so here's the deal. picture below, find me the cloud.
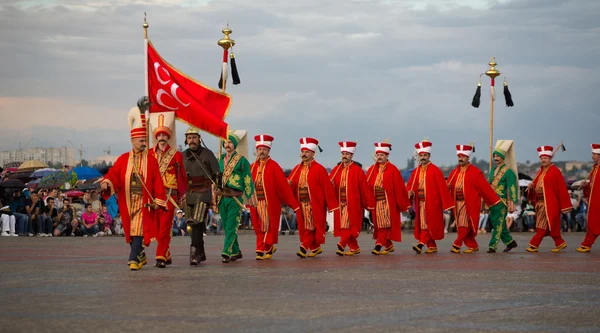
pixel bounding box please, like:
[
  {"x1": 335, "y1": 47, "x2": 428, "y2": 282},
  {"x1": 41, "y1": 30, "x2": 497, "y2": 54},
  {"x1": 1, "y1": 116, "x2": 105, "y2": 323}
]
[{"x1": 0, "y1": 0, "x2": 599, "y2": 169}]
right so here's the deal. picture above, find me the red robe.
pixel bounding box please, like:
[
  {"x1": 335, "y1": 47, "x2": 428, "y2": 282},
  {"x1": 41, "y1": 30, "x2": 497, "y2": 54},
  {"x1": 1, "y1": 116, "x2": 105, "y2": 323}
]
[
  {"x1": 288, "y1": 159, "x2": 338, "y2": 245},
  {"x1": 366, "y1": 161, "x2": 410, "y2": 242},
  {"x1": 250, "y1": 158, "x2": 302, "y2": 245},
  {"x1": 584, "y1": 164, "x2": 600, "y2": 235},
  {"x1": 150, "y1": 144, "x2": 188, "y2": 199},
  {"x1": 528, "y1": 164, "x2": 573, "y2": 236},
  {"x1": 102, "y1": 150, "x2": 167, "y2": 245},
  {"x1": 447, "y1": 163, "x2": 501, "y2": 232},
  {"x1": 330, "y1": 162, "x2": 375, "y2": 238},
  {"x1": 407, "y1": 162, "x2": 454, "y2": 241}
]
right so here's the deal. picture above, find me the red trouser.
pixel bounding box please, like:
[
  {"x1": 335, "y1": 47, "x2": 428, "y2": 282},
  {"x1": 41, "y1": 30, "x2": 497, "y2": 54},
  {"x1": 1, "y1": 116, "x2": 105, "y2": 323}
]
[
  {"x1": 155, "y1": 199, "x2": 175, "y2": 261},
  {"x1": 418, "y1": 229, "x2": 437, "y2": 249},
  {"x1": 581, "y1": 231, "x2": 600, "y2": 248},
  {"x1": 529, "y1": 228, "x2": 565, "y2": 247},
  {"x1": 375, "y1": 227, "x2": 393, "y2": 248},
  {"x1": 339, "y1": 228, "x2": 359, "y2": 251},
  {"x1": 453, "y1": 226, "x2": 478, "y2": 249},
  {"x1": 255, "y1": 230, "x2": 273, "y2": 253},
  {"x1": 300, "y1": 229, "x2": 319, "y2": 251}
]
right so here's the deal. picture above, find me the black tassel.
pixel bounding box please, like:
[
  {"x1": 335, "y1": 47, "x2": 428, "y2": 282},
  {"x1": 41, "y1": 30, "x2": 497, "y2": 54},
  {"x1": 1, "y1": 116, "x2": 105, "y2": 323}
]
[
  {"x1": 218, "y1": 69, "x2": 223, "y2": 89},
  {"x1": 230, "y1": 53, "x2": 240, "y2": 85},
  {"x1": 471, "y1": 84, "x2": 481, "y2": 108},
  {"x1": 561, "y1": 143, "x2": 567, "y2": 151},
  {"x1": 318, "y1": 145, "x2": 323, "y2": 153},
  {"x1": 503, "y1": 82, "x2": 514, "y2": 107}
]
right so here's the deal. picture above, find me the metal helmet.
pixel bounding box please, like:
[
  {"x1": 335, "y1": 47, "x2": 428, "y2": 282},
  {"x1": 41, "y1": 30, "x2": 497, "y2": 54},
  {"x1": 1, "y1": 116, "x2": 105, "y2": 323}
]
[{"x1": 185, "y1": 127, "x2": 201, "y2": 136}]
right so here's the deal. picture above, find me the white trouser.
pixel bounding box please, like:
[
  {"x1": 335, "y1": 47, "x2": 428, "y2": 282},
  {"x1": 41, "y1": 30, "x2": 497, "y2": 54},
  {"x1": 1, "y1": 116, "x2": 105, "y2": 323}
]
[{"x1": 1, "y1": 214, "x2": 16, "y2": 234}]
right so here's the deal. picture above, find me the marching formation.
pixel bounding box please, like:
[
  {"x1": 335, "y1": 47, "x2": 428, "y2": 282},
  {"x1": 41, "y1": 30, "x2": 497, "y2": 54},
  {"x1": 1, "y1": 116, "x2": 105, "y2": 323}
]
[{"x1": 100, "y1": 102, "x2": 600, "y2": 270}]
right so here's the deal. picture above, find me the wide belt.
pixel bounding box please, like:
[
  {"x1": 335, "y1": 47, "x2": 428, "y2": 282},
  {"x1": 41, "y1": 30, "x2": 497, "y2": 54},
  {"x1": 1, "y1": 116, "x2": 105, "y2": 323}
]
[
  {"x1": 339, "y1": 187, "x2": 347, "y2": 205},
  {"x1": 418, "y1": 189, "x2": 425, "y2": 200},
  {"x1": 221, "y1": 187, "x2": 242, "y2": 198},
  {"x1": 536, "y1": 195, "x2": 544, "y2": 202},
  {"x1": 299, "y1": 187, "x2": 310, "y2": 203},
  {"x1": 255, "y1": 185, "x2": 266, "y2": 201},
  {"x1": 188, "y1": 176, "x2": 212, "y2": 191},
  {"x1": 455, "y1": 189, "x2": 465, "y2": 201},
  {"x1": 375, "y1": 187, "x2": 386, "y2": 201}
]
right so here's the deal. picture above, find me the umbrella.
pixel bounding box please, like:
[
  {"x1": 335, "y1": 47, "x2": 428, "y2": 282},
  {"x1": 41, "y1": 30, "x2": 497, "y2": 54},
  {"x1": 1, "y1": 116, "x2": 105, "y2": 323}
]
[
  {"x1": 39, "y1": 171, "x2": 73, "y2": 189},
  {"x1": 76, "y1": 183, "x2": 101, "y2": 191},
  {"x1": 3, "y1": 161, "x2": 22, "y2": 168},
  {"x1": 518, "y1": 172, "x2": 533, "y2": 181},
  {"x1": 26, "y1": 178, "x2": 41, "y2": 189},
  {"x1": 18, "y1": 160, "x2": 49, "y2": 171},
  {"x1": 571, "y1": 179, "x2": 589, "y2": 190},
  {"x1": 65, "y1": 190, "x2": 84, "y2": 197},
  {"x1": 30, "y1": 168, "x2": 58, "y2": 179},
  {"x1": 73, "y1": 167, "x2": 102, "y2": 180},
  {"x1": 0, "y1": 178, "x2": 25, "y2": 189},
  {"x1": 518, "y1": 179, "x2": 531, "y2": 187}
]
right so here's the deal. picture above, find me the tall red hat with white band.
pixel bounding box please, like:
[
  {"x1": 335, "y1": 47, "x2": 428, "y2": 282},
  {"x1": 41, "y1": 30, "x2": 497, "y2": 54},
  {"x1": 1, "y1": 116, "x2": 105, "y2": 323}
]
[
  {"x1": 130, "y1": 113, "x2": 147, "y2": 139},
  {"x1": 456, "y1": 144, "x2": 473, "y2": 157},
  {"x1": 537, "y1": 146, "x2": 553, "y2": 158},
  {"x1": 300, "y1": 138, "x2": 320, "y2": 152},
  {"x1": 592, "y1": 144, "x2": 600, "y2": 154},
  {"x1": 254, "y1": 134, "x2": 274, "y2": 149},
  {"x1": 414, "y1": 140, "x2": 432, "y2": 154},
  {"x1": 374, "y1": 142, "x2": 392, "y2": 154},
  {"x1": 339, "y1": 141, "x2": 357, "y2": 154}
]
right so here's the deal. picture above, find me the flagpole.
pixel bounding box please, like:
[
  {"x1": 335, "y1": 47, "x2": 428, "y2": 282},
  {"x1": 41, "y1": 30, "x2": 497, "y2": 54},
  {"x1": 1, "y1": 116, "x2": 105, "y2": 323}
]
[
  {"x1": 485, "y1": 58, "x2": 500, "y2": 173},
  {"x1": 143, "y1": 13, "x2": 150, "y2": 145},
  {"x1": 217, "y1": 25, "x2": 235, "y2": 157}
]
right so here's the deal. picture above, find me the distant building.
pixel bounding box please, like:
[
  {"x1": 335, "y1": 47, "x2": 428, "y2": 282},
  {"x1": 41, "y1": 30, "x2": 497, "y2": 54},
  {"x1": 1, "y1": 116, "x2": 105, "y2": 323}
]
[
  {"x1": 0, "y1": 147, "x2": 76, "y2": 167},
  {"x1": 91, "y1": 155, "x2": 118, "y2": 166}
]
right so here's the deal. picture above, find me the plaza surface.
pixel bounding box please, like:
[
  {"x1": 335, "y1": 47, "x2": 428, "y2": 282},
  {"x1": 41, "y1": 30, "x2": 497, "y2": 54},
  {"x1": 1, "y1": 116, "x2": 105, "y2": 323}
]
[{"x1": 1, "y1": 231, "x2": 599, "y2": 333}]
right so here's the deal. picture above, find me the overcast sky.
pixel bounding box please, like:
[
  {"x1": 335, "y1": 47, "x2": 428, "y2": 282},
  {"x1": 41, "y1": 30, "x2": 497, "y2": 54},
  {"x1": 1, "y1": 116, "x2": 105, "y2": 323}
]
[{"x1": 1, "y1": 0, "x2": 598, "y2": 169}]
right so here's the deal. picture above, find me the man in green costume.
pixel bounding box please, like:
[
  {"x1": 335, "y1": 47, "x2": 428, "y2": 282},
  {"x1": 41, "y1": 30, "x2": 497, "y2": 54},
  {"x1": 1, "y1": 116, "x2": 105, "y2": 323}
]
[
  {"x1": 487, "y1": 140, "x2": 519, "y2": 253},
  {"x1": 217, "y1": 131, "x2": 255, "y2": 263}
]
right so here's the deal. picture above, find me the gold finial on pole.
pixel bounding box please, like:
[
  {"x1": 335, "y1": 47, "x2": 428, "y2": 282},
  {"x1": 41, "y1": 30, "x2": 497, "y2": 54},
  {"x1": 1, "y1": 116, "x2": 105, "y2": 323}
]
[
  {"x1": 485, "y1": 57, "x2": 501, "y2": 172},
  {"x1": 143, "y1": 12, "x2": 149, "y2": 39},
  {"x1": 218, "y1": 24, "x2": 235, "y2": 51}
]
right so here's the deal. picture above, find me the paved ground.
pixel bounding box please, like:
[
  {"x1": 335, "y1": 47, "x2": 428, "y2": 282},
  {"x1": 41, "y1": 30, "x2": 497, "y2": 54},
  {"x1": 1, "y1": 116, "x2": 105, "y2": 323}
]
[{"x1": 1, "y1": 231, "x2": 599, "y2": 333}]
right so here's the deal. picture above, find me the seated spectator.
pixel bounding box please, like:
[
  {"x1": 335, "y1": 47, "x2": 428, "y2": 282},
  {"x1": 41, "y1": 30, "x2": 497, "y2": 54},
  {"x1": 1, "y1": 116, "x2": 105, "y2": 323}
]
[
  {"x1": 25, "y1": 191, "x2": 44, "y2": 236},
  {"x1": 1, "y1": 204, "x2": 17, "y2": 236},
  {"x1": 54, "y1": 198, "x2": 79, "y2": 236},
  {"x1": 172, "y1": 209, "x2": 186, "y2": 236},
  {"x1": 90, "y1": 191, "x2": 102, "y2": 213},
  {"x1": 478, "y1": 208, "x2": 489, "y2": 234},
  {"x1": 280, "y1": 206, "x2": 297, "y2": 234},
  {"x1": 80, "y1": 203, "x2": 99, "y2": 237},
  {"x1": 42, "y1": 196, "x2": 58, "y2": 237},
  {"x1": 99, "y1": 205, "x2": 113, "y2": 235},
  {"x1": 574, "y1": 194, "x2": 588, "y2": 232},
  {"x1": 522, "y1": 200, "x2": 536, "y2": 232},
  {"x1": 207, "y1": 212, "x2": 222, "y2": 235},
  {"x1": 506, "y1": 204, "x2": 522, "y2": 231},
  {"x1": 8, "y1": 190, "x2": 27, "y2": 236},
  {"x1": 113, "y1": 216, "x2": 124, "y2": 236}
]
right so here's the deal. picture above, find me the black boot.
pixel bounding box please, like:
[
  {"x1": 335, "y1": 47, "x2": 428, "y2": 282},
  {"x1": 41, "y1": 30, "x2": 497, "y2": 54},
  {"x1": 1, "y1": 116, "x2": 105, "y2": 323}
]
[
  {"x1": 222, "y1": 254, "x2": 231, "y2": 263},
  {"x1": 190, "y1": 246, "x2": 199, "y2": 266},
  {"x1": 503, "y1": 240, "x2": 518, "y2": 252},
  {"x1": 155, "y1": 259, "x2": 166, "y2": 268}
]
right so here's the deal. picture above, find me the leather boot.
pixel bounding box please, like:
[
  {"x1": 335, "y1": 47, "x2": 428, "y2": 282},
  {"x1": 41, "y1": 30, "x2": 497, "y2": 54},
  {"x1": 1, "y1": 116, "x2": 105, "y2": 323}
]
[{"x1": 190, "y1": 246, "x2": 199, "y2": 265}]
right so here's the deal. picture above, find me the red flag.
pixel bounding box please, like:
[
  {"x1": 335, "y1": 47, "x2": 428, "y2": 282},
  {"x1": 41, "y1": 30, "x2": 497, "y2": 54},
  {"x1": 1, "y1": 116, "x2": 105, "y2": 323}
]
[{"x1": 147, "y1": 41, "x2": 231, "y2": 139}]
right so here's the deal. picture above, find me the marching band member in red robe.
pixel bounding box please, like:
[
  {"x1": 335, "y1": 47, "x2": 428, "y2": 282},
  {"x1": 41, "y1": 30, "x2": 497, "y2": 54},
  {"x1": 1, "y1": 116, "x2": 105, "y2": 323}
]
[
  {"x1": 407, "y1": 140, "x2": 454, "y2": 254},
  {"x1": 289, "y1": 138, "x2": 338, "y2": 258},
  {"x1": 447, "y1": 144, "x2": 501, "y2": 253},
  {"x1": 149, "y1": 114, "x2": 187, "y2": 268},
  {"x1": 330, "y1": 141, "x2": 375, "y2": 256},
  {"x1": 577, "y1": 143, "x2": 600, "y2": 252},
  {"x1": 365, "y1": 142, "x2": 410, "y2": 255},
  {"x1": 101, "y1": 102, "x2": 167, "y2": 270},
  {"x1": 250, "y1": 134, "x2": 303, "y2": 260},
  {"x1": 526, "y1": 146, "x2": 573, "y2": 253}
]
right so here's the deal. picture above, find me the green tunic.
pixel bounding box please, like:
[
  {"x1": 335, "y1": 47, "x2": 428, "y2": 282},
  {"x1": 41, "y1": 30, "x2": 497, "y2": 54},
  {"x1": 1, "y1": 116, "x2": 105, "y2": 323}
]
[
  {"x1": 487, "y1": 164, "x2": 517, "y2": 249},
  {"x1": 218, "y1": 152, "x2": 255, "y2": 257}
]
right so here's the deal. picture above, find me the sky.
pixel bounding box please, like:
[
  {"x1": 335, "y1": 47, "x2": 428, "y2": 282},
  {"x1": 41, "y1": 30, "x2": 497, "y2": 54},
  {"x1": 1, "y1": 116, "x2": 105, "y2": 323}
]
[{"x1": 0, "y1": 0, "x2": 598, "y2": 169}]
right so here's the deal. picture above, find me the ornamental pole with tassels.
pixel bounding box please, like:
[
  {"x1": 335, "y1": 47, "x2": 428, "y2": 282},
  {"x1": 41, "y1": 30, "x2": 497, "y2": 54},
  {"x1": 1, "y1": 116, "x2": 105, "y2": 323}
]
[
  {"x1": 470, "y1": 57, "x2": 514, "y2": 172},
  {"x1": 217, "y1": 24, "x2": 241, "y2": 156}
]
